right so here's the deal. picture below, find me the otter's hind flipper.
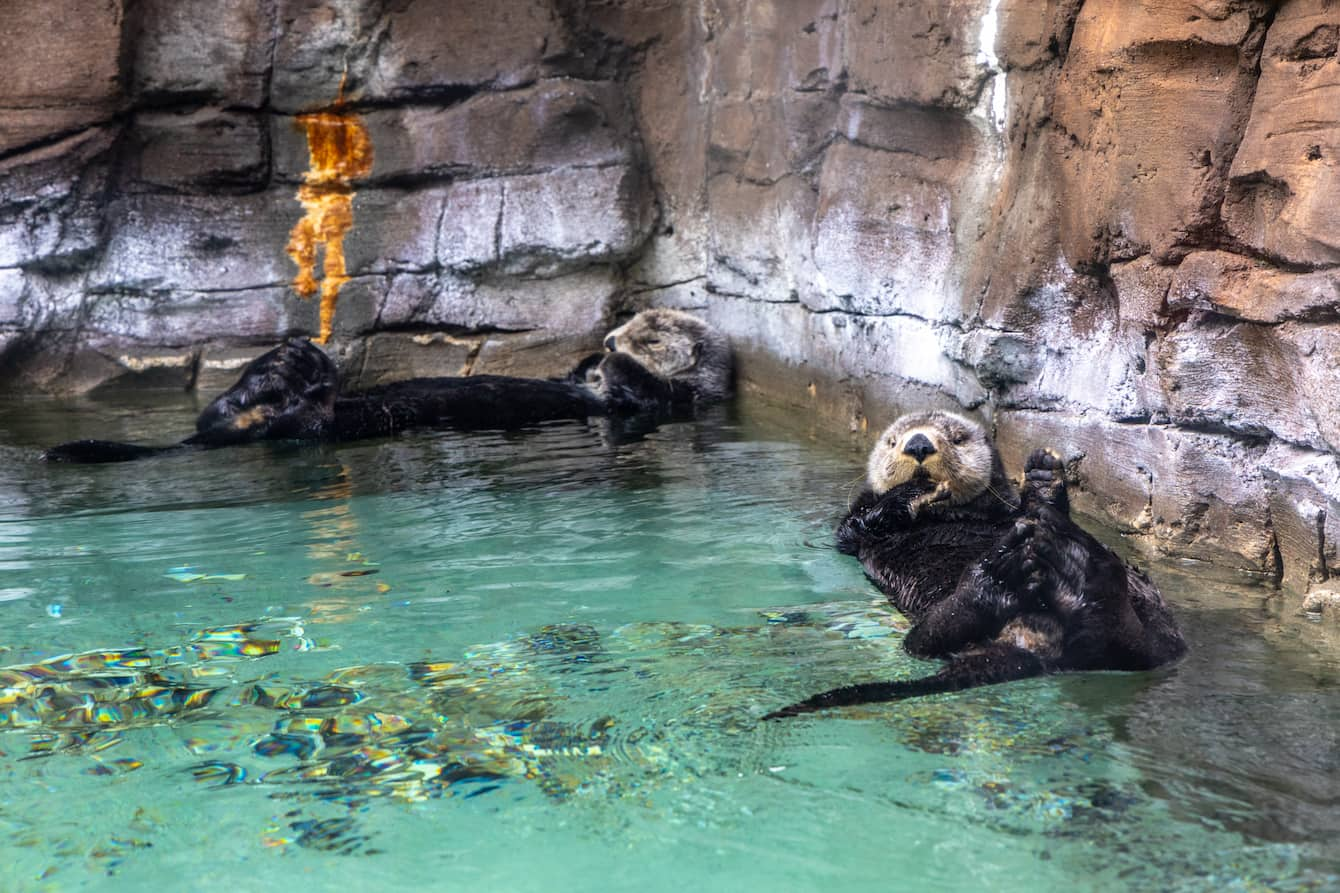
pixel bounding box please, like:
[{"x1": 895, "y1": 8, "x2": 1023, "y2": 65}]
[
  {"x1": 42, "y1": 439, "x2": 191, "y2": 464},
  {"x1": 762, "y1": 642, "x2": 1048, "y2": 720}
]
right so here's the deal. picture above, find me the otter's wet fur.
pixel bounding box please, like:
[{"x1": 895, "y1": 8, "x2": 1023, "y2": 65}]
[
  {"x1": 764, "y1": 411, "x2": 1186, "y2": 719},
  {"x1": 43, "y1": 310, "x2": 730, "y2": 463},
  {"x1": 602, "y1": 308, "x2": 733, "y2": 403}
]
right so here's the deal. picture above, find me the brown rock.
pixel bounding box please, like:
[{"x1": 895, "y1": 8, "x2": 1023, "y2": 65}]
[
  {"x1": 1157, "y1": 319, "x2": 1340, "y2": 453},
  {"x1": 0, "y1": 0, "x2": 124, "y2": 154},
  {"x1": 132, "y1": 0, "x2": 271, "y2": 106},
  {"x1": 845, "y1": 0, "x2": 989, "y2": 110},
  {"x1": 88, "y1": 192, "x2": 296, "y2": 293},
  {"x1": 367, "y1": 0, "x2": 571, "y2": 99},
  {"x1": 355, "y1": 332, "x2": 482, "y2": 387},
  {"x1": 1110, "y1": 256, "x2": 1175, "y2": 329},
  {"x1": 471, "y1": 330, "x2": 597, "y2": 379},
  {"x1": 123, "y1": 110, "x2": 269, "y2": 193},
  {"x1": 996, "y1": 410, "x2": 1276, "y2": 579},
  {"x1": 1224, "y1": 0, "x2": 1340, "y2": 268},
  {"x1": 1052, "y1": 0, "x2": 1270, "y2": 265},
  {"x1": 809, "y1": 134, "x2": 970, "y2": 320},
  {"x1": 995, "y1": 0, "x2": 1082, "y2": 71},
  {"x1": 1262, "y1": 441, "x2": 1340, "y2": 593},
  {"x1": 0, "y1": 129, "x2": 116, "y2": 271},
  {"x1": 499, "y1": 165, "x2": 653, "y2": 275},
  {"x1": 708, "y1": 94, "x2": 836, "y2": 185},
  {"x1": 1168, "y1": 251, "x2": 1340, "y2": 323},
  {"x1": 706, "y1": 0, "x2": 845, "y2": 101},
  {"x1": 271, "y1": 0, "x2": 379, "y2": 114},
  {"x1": 705, "y1": 173, "x2": 815, "y2": 298},
  {"x1": 438, "y1": 180, "x2": 503, "y2": 272},
  {"x1": 594, "y1": 2, "x2": 711, "y2": 291},
  {"x1": 272, "y1": 80, "x2": 637, "y2": 184}
]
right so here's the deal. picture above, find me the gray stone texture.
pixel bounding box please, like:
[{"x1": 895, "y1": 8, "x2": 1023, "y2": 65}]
[
  {"x1": 4, "y1": 0, "x2": 1340, "y2": 602},
  {"x1": 0, "y1": 0, "x2": 124, "y2": 155}
]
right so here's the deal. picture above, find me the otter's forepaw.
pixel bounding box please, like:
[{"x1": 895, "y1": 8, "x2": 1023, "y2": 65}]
[
  {"x1": 1021, "y1": 449, "x2": 1070, "y2": 514},
  {"x1": 903, "y1": 623, "x2": 936, "y2": 658},
  {"x1": 844, "y1": 498, "x2": 912, "y2": 537},
  {"x1": 982, "y1": 517, "x2": 1043, "y2": 588},
  {"x1": 908, "y1": 481, "x2": 952, "y2": 519},
  {"x1": 1024, "y1": 449, "x2": 1063, "y2": 475}
]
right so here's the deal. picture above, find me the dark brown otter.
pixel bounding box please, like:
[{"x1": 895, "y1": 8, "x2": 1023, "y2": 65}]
[
  {"x1": 42, "y1": 310, "x2": 732, "y2": 463},
  {"x1": 764, "y1": 411, "x2": 1186, "y2": 719}
]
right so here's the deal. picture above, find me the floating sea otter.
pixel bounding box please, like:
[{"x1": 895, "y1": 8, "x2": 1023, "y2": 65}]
[
  {"x1": 42, "y1": 309, "x2": 732, "y2": 463},
  {"x1": 765, "y1": 411, "x2": 1186, "y2": 719}
]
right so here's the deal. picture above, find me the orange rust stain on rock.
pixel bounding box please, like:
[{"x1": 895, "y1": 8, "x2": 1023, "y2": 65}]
[{"x1": 285, "y1": 98, "x2": 373, "y2": 345}]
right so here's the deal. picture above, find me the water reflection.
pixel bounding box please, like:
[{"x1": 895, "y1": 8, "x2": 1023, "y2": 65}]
[{"x1": 0, "y1": 393, "x2": 1336, "y2": 891}]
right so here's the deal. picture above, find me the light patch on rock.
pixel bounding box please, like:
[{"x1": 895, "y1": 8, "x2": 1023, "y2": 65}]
[
  {"x1": 1303, "y1": 588, "x2": 1340, "y2": 617},
  {"x1": 116, "y1": 353, "x2": 193, "y2": 372},
  {"x1": 974, "y1": 0, "x2": 1008, "y2": 134}
]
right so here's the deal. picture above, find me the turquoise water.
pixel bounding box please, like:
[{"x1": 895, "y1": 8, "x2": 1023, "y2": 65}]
[{"x1": 0, "y1": 393, "x2": 1337, "y2": 891}]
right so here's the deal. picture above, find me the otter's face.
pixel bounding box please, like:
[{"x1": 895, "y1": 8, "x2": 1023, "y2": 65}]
[
  {"x1": 194, "y1": 338, "x2": 339, "y2": 443},
  {"x1": 602, "y1": 309, "x2": 708, "y2": 379},
  {"x1": 867, "y1": 411, "x2": 996, "y2": 503}
]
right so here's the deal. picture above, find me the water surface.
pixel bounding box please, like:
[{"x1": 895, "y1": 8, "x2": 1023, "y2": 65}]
[{"x1": 0, "y1": 392, "x2": 1336, "y2": 891}]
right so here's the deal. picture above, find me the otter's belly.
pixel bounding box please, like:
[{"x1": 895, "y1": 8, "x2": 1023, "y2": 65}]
[{"x1": 858, "y1": 523, "x2": 1008, "y2": 620}]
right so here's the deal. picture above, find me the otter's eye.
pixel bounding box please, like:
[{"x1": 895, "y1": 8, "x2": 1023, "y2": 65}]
[
  {"x1": 951, "y1": 433, "x2": 967, "y2": 445},
  {"x1": 643, "y1": 337, "x2": 661, "y2": 345}
]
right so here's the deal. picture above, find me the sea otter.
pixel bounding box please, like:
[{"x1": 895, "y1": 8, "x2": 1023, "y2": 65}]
[
  {"x1": 42, "y1": 309, "x2": 731, "y2": 463},
  {"x1": 601, "y1": 309, "x2": 733, "y2": 403},
  {"x1": 764, "y1": 411, "x2": 1186, "y2": 719}
]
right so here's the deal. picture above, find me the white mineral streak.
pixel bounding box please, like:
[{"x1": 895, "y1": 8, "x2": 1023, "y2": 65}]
[{"x1": 975, "y1": 0, "x2": 1008, "y2": 134}]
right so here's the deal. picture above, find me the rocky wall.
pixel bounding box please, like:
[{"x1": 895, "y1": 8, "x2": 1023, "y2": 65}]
[{"x1": 3, "y1": 0, "x2": 1340, "y2": 599}]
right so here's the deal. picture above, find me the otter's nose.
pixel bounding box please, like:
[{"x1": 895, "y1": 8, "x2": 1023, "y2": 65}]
[
  {"x1": 903, "y1": 433, "x2": 936, "y2": 463},
  {"x1": 604, "y1": 335, "x2": 617, "y2": 351}
]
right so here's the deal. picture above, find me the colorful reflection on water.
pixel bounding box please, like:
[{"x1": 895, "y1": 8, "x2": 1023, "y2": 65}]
[{"x1": 0, "y1": 395, "x2": 1336, "y2": 891}]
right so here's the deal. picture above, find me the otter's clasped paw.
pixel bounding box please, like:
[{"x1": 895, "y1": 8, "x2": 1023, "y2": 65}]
[
  {"x1": 908, "y1": 481, "x2": 952, "y2": 519},
  {"x1": 1021, "y1": 449, "x2": 1069, "y2": 513}
]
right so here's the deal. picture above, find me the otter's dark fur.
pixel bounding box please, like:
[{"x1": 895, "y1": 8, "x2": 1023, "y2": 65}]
[
  {"x1": 602, "y1": 308, "x2": 733, "y2": 403},
  {"x1": 43, "y1": 310, "x2": 730, "y2": 463},
  {"x1": 764, "y1": 412, "x2": 1186, "y2": 719}
]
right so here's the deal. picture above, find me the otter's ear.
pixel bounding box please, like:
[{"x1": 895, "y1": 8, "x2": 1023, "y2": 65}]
[{"x1": 690, "y1": 342, "x2": 703, "y2": 366}]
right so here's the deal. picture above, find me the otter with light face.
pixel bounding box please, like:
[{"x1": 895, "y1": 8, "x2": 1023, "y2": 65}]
[
  {"x1": 43, "y1": 309, "x2": 732, "y2": 463},
  {"x1": 866, "y1": 410, "x2": 1015, "y2": 517},
  {"x1": 602, "y1": 308, "x2": 733, "y2": 403},
  {"x1": 765, "y1": 410, "x2": 1186, "y2": 719}
]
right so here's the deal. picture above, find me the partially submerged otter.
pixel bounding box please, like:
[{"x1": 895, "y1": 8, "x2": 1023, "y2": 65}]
[
  {"x1": 43, "y1": 309, "x2": 731, "y2": 463},
  {"x1": 764, "y1": 411, "x2": 1185, "y2": 719}
]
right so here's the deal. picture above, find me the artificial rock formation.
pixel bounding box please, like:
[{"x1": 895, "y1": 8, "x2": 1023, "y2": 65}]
[{"x1": 2, "y1": 0, "x2": 1340, "y2": 598}]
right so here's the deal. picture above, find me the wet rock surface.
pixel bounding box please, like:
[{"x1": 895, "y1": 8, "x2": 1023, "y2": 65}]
[{"x1": 2, "y1": 0, "x2": 1339, "y2": 596}]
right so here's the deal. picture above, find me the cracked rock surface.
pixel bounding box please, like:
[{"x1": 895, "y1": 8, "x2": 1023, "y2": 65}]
[{"x1": 2, "y1": 0, "x2": 1340, "y2": 596}]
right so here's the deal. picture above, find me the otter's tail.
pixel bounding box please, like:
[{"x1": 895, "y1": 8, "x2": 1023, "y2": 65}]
[
  {"x1": 42, "y1": 439, "x2": 191, "y2": 464},
  {"x1": 762, "y1": 644, "x2": 1048, "y2": 720}
]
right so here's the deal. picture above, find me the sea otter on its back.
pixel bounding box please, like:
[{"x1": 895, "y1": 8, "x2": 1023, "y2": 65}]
[
  {"x1": 835, "y1": 411, "x2": 1021, "y2": 619},
  {"x1": 765, "y1": 411, "x2": 1186, "y2": 719},
  {"x1": 42, "y1": 309, "x2": 732, "y2": 463}
]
